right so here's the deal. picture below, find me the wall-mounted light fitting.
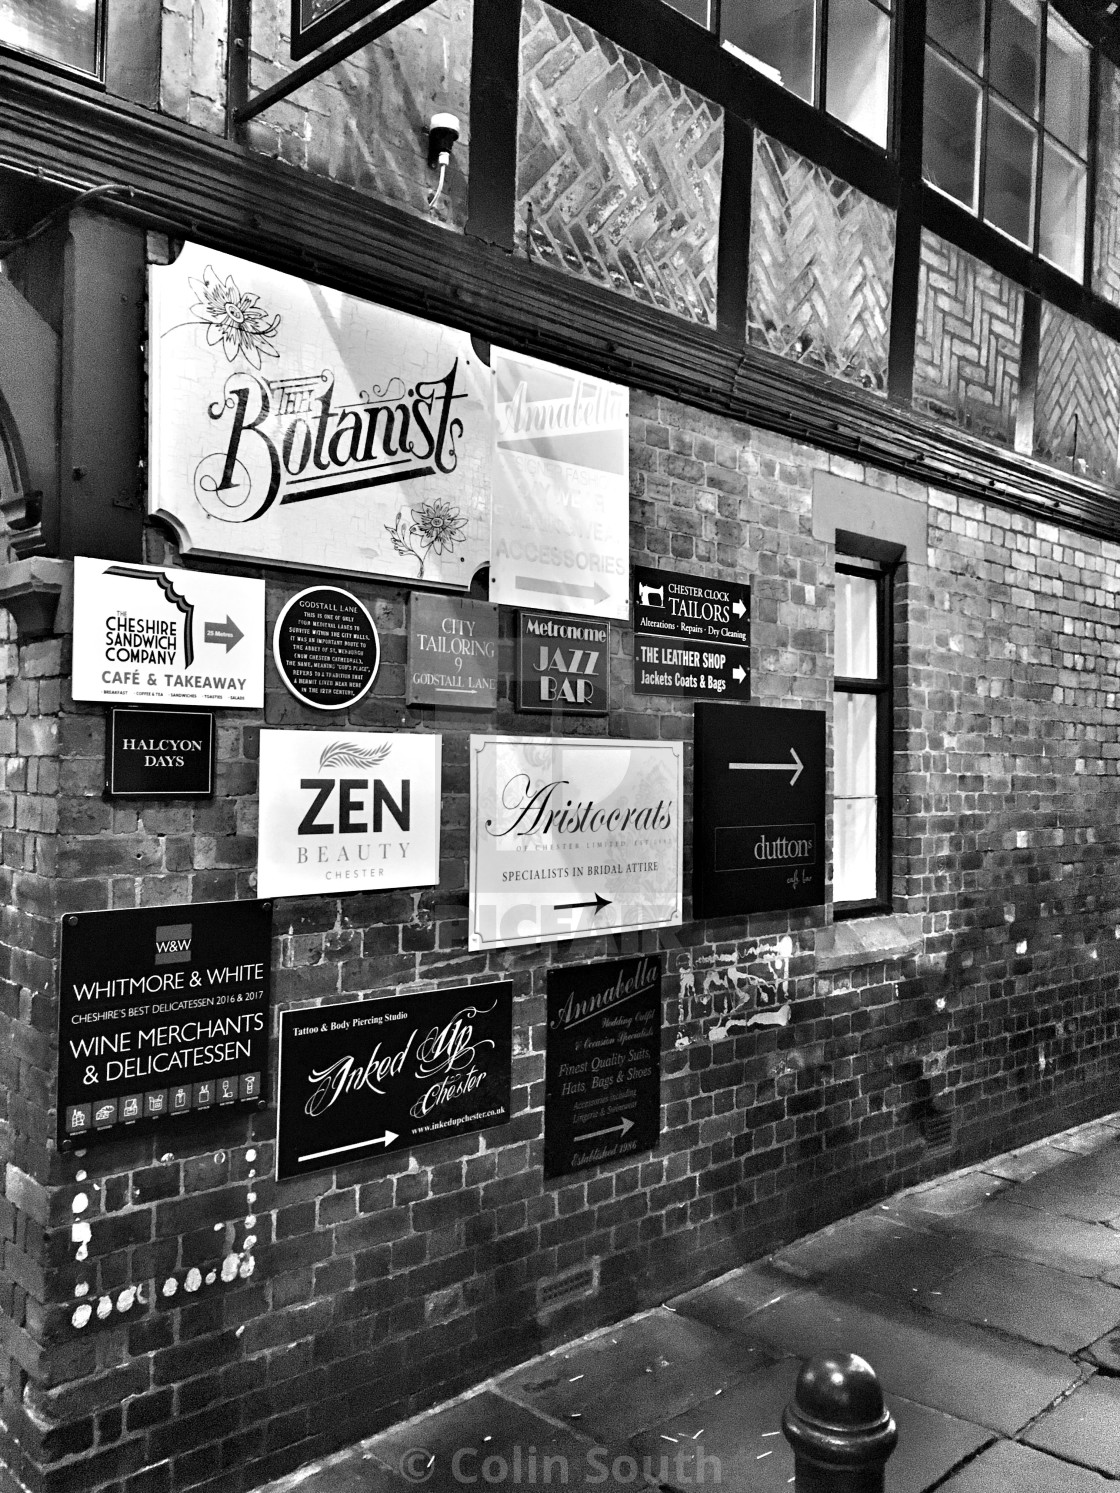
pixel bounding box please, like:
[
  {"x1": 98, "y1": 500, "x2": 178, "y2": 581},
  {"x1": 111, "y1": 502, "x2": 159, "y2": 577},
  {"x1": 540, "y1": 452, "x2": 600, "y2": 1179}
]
[{"x1": 426, "y1": 112, "x2": 460, "y2": 211}]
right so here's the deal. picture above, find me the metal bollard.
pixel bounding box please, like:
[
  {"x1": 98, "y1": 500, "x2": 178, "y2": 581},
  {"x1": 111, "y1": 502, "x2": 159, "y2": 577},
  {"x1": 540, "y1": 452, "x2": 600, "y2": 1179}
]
[{"x1": 781, "y1": 1353, "x2": 898, "y2": 1492}]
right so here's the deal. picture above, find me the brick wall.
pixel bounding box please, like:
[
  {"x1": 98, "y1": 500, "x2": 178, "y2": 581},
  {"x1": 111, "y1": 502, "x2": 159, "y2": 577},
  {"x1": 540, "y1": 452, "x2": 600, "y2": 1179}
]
[{"x1": 4, "y1": 394, "x2": 1120, "y2": 1492}]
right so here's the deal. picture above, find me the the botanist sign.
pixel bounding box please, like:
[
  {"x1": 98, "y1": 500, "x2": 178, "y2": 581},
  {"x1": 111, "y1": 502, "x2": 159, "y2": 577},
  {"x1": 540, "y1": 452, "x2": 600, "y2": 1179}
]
[{"x1": 148, "y1": 242, "x2": 492, "y2": 587}]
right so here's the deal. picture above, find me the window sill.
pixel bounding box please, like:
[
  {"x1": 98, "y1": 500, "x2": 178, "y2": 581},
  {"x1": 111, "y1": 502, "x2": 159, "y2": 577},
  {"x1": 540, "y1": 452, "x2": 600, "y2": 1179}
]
[{"x1": 814, "y1": 913, "x2": 923, "y2": 972}]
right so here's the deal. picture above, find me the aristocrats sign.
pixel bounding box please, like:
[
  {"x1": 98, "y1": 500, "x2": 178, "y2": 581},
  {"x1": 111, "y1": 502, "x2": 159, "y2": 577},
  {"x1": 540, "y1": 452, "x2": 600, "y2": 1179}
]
[
  {"x1": 257, "y1": 730, "x2": 442, "y2": 898},
  {"x1": 469, "y1": 735, "x2": 683, "y2": 950},
  {"x1": 148, "y1": 242, "x2": 492, "y2": 586},
  {"x1": 276, "y1": 982, "x2": 513, "y2": 1178}
]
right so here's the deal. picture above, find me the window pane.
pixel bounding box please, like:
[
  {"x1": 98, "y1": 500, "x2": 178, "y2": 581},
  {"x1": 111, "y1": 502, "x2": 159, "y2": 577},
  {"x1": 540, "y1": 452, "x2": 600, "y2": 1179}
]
[
  {"x1": 927, "y1": 0, "x2": 984, "y2": 73},
  {"x1": 923, "y1": 49, "x2": 981, "y2": 211},
  {"x1": 662, "y1": 0, "x2": 712, "y2": 28},
  {"x1": 835, "y1": 693, "x2": 877, "y2": 796},
  {"x1": 984, "y1": 98, "x2": 1037, "y2": 246},
  {"x1": 0, "y1": 0, "x2": 98, "y2": 73},
  {"x1": 834, "y1": 796, "x2": 877, "y2": 902},
  {"x1": 826, "y1": 0, "x2": 891, "y2": 148},
  {"x1": 836, "y1": 572, "x2": 878, "y2": 679},
  {"x1": 1045, "y1": 12, "x2": 1089, "y2": 159},
  {"x1": 1039, "y1": 139, "x2": 1086, "y2": 279},
  {"x1": 990, "y1": 0, "x2": 1041, "y2": 118},
  {"x1": 721, "y1": 0, "x2": 818, "y2": 104}
]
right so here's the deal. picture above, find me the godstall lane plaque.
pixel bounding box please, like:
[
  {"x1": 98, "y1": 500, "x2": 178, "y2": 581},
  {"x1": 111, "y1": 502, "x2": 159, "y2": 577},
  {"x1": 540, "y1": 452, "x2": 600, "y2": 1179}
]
[
  {"x1": 57, "y1": 900, "x2": 271, "y2": 1148},
  {"x1": 276, "y1": 982, "x2": 513, "y2": 1179},
  {"x1": 274, "y1": 585, "x2": 380, "y2": 711},
  {"x1": 545, "y1": 954, "x2": 662, "y2": 1178}
]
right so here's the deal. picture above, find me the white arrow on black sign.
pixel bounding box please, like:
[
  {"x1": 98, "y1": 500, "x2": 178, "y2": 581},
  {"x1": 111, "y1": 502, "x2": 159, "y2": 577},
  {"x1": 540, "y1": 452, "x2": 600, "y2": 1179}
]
[
  {"x1": 299, "y1": 1130, "x2": 398, "y2": 1163},
  {"x1": 729, "y1": 748, "x2": 803, "y2": 787},
  {"x1": 732, "y1": 665, "x2": 747, "y2": 683},
  {"x1": 732, "y1": 598, "x2": 747, "y2": 618},
  {"x1": 574, "y1": 1116, "x2": 634, "y2": 1143}
]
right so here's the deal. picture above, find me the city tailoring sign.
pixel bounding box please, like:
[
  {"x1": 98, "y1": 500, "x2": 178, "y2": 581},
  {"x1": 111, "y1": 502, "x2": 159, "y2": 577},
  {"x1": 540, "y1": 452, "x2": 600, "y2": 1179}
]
[
  {"x1": 407, "y1": 593, "x2": 498, "y2": 709},
  {"x1": 148, "y1": 241, "x2": 492, "y2": 587},
  {"x1": 489, "y1": 347, "x2": 629, "y2": 620},
  {"x1": 545, "y1": 954, "x2": 662, "y2": 1178},
  {"x1": 276, "y1": 982, "x2": 513, "y2": 1179},
  {"x1": 632, "y1": 564, "x2": 750, "y2": 700},
  {"x1": 256, "y1": 729, "x2": 441, "y2": 898},
  {"x1": 469, "y1": 735, "x2": 682, "y2": 950},
  {"x1": 57, "y1": 900, "x2": 271, "y2": 1148},
  {"x1": 71, "y1": 557, "x2": 265, "y2": 708},
  {"x1": 693, "y1": 703, "x2": 826, "y2": 916}
]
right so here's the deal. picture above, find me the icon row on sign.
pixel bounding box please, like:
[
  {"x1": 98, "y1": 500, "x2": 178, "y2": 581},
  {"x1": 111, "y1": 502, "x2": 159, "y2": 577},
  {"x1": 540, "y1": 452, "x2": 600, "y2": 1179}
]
[{"x1": 66, "y1": 1073, "x2": 262, "y2": 1133}]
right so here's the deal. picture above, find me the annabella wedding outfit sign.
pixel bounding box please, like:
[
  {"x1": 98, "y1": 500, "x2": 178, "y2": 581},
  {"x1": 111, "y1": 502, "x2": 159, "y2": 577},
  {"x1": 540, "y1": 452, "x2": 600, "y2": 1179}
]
[{"x1": 148, "y1": 242, "x2": 492, "y2": 586}]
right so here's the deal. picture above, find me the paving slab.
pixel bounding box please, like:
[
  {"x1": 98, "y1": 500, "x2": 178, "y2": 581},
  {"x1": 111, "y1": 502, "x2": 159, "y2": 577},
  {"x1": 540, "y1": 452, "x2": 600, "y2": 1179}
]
[
  {"x1": 926, "y1": 1254, "x2": 1120, "y2": 1351},
  {"x1": 1083, "y1": 1323, "x2": 1120, "y2": 1372},
  {"x1": 924, "y1": 1198, "x2": 1120, "y2": 1278},
  {"x1": 983, "y1": 1143, "x2": 1082, "y2": 1183},
  {"x1": 498, "y1": 1308, "x2": 773, "y2": 1445},
  {"x1": 629, "y1": 1358, "x2": 991, "y2": 1493},
  {"x1": 1011, "y1": 1173, "x2": 1120, "y2": 1224},
  {"x1": 714, "y1": 1284, "x2": 1081, "y2": 1435},
  {"x1": 938, "y1": 1438, "x2": 1114, "y2": 1492},
  {"x1": 889, "y1": 1171, "x2": 1009, "y2": 1219},
  {"x1": 669, "y1": 1261, "x2": 805, "y2": 1333},
  {"x1": 1023, "y1": 1374, "x2": 1120, "y2": 1476},
  {"x1": 770, "y1": 1209, "x2": 985, "y2": 1307},
  {"x1": 1035, "y1": 1145, "x2": 1120, "y2": 1197},
  {"x1": 362, "y1": 1390, "x2": 618, "y2": 1491},
  {"x1": 1048, "y1": 1124, "x2": 1120, "y2": 1156}
]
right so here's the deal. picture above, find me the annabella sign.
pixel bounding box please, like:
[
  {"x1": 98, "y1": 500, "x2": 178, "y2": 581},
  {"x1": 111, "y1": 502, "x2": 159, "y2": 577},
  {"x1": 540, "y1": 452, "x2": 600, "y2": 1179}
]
[
  {"x1": 148, "y1": 242, "x2": 491, "y2": 586},
  {"x1": 256, "y1": 730, "x2": 442, "y2": 898}
]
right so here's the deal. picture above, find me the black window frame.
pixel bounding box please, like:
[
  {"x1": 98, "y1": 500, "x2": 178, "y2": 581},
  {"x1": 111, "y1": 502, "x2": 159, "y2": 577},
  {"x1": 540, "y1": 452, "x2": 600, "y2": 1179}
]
[
  {"x1": 833, "y1": 557, "x2": 894, "y2": 918},
  {"x1": 0, "y1": 0, "x2": 108, "y2": 84},
  {"x1": 922, "y1": 0, "x2": 1095, "y2": 285}
]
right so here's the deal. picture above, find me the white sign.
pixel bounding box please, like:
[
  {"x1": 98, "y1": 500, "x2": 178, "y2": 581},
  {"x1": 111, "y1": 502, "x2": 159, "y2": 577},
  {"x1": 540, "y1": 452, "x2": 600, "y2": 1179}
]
[
  {"x1": 469, "y1": 735, "x2": 682, "y2": 950},
  {"x1": 148, "y1": 242, "x2": 492, "y2": 587},
  {"x1": 71, "y1": 557, "x2": 265, "y2": 708},
  {"x1": 257, "y1": 730, "x2": 442, "y2": 898},
  {"x1": 489, "y1": 348, "x2": 629, "y2": 619}
]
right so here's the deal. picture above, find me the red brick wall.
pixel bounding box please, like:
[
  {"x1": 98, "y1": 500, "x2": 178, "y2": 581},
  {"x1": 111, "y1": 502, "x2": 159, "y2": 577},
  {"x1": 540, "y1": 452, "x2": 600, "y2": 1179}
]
[{"x1": 3, "y1": 396, "x2": 1120, "y2": 1493}]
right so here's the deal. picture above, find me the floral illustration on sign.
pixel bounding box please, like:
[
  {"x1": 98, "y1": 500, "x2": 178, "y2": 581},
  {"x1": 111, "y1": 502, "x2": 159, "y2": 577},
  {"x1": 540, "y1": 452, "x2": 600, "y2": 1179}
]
[
  {"x1": 386, "y1": 498, "x2": 468, "y2": 577},
  {"x1": 318, "y1": 741, "x2": 391, "y2": 771},
  {"x1": 163, "y1": 266, "x2": 282, "y2": 369}
]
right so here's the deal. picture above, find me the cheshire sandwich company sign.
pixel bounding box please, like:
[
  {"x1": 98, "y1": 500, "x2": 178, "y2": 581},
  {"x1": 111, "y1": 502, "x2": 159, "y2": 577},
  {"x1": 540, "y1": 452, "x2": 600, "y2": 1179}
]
[{"x1": 148, "y1": 242, "x2": 492, "y2": 587}]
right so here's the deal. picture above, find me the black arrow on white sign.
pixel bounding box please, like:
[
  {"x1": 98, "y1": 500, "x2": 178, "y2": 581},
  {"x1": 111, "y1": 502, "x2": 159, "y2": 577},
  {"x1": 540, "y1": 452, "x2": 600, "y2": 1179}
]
[
  {"x1": 204, "y1": 616, "x2": 244, "y2": 651},
  {"x1": 554, "y1": 893, "x2": 612, "y2": 915}
]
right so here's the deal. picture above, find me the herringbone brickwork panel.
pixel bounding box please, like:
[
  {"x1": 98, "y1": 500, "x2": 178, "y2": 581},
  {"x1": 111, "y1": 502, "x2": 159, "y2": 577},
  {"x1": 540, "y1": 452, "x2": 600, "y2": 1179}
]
[
  {"x1": 747, "y1": 133, "x2": 894, "y2": 391},
  {"x1": 1035, "y1": 304, "x2": 1120, "y2": 486},
  {"x1": 913, "y1": 230, "x2": 1022, "y2": 447},
  {"x1": 1094, "y1": 59, "x2": 1120, "y2": 309},
  {"x1": 516, "y1": 0, "x2": 722, "y2": 325}
]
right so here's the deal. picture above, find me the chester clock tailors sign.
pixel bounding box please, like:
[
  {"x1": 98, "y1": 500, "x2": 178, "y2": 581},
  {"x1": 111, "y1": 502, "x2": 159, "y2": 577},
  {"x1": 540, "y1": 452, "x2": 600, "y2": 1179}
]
[
  {"x1": 72, "y1": 556, "x2": 265, "y2": 708},
  {"x1": 469, "y1": 735, "x2": 683, "y2": 950},
  {"x1": 57, "y1": 901, "x2": 271, "y2": 1149},
  {"x1": 632, "y1": 564, "x2": 750, "y2": 701},
  {"x1": 693, "y1": 703, "x2": 826, "y2": 916},
  {"x1": 545, "y1": 955, "x2": 662, "y2": 1178},
  {"x1": 274, "y1": 585, "x2": 380, "y2": 710},
  {"x1": 257, "y1": 729, "x2": 442, "y2": 897},
  {"x1": 276, "y1": 982, "x2": 513, "y2": 1179},
  {"x1": 148, "y1": 242, "x2": 491, "y2": 586}
]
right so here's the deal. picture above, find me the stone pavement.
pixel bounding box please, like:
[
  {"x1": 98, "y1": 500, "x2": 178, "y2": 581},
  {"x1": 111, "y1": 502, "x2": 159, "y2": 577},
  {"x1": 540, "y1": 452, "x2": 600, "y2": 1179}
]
[{"x1": 261, "y1": 1113, "x2": 1120, "y2": 1492}]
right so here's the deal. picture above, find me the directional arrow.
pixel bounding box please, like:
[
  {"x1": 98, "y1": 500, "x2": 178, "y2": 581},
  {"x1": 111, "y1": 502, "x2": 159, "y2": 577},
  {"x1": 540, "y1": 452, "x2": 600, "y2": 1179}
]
[
  {"x1": 729, "y1": 748, "x2": 803, "y2": 787},
  {"x1": 555, "y1": 893, "x2": 612, "y2": 915},
  {"x1": 732, "y1": 665, "x2": 747, "y2": 683},
  {"x1": 298, "y1": 1130, "x2": 397, "y2": 1164},
  {"x1": 732, "y1": 598, "x2": 747, "y2": 618},
  {"x1": 204, "y1": 616, "x2": 244, "y2": 651},
  {"x1": 574, "y1": 1116, "x2": 634, "y2": 1144},
  {"x1": 513, "y1": 576, "x2": 610, "y2": 604}
]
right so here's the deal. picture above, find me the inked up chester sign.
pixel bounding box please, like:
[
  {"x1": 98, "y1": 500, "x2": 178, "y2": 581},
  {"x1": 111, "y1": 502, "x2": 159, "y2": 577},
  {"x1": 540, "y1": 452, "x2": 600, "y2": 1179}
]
[{"x1": 148, "y1": 242, "x2": 491, "y2": 586}]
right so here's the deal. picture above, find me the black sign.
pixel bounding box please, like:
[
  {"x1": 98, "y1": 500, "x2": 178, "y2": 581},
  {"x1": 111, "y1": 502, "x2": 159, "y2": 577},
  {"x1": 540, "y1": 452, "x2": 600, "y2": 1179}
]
[
  {"x1": 276, "y1": 982, "x2": 513, "y2": 1179},
  {"x1": 516, "y1": 611, "x2": 610, "y2": 715},
  {"x1": 57, "y1": 900, "x2": 271, "y2": 1148},
  {"x1": 105, "y1": 707, "x2": 215, "y2": 798},
  {"x1": 544, "y1": 955, "x2": 662, "y2": 1178},
  {"x1": 273, "y1": 585, "x2": 380, "y2": 711},
  {"x1": 632, "y1": 564, "x2": 750, "y2": 700},
  {"x1": 290, "y1": 0, "x2": 430, "y2": 59},
  {"x1": 407, "y1": 594, "x2": 498, "y2": 709},
  {"x1": 693, "y1": 703, "x2": 825, "y2": 916}
]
